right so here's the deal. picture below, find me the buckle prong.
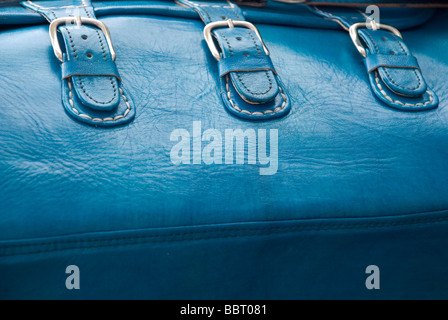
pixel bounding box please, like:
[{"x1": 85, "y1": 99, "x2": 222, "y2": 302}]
[
  {"x1": 74, "y1": 15, "x2": 82, "y2": 27},
  {"x1": 49, "y1": 17, "x2": 116, "y2": 62},
  {"x1": 349, "y1": 22, "x2": 403, "y2": 58},
  {"x1": 203, "y1": 20, "x2": 269, "y2": 61},
  {"x1": 369, "y1": 20, "x2": 379, "y2": 31}
]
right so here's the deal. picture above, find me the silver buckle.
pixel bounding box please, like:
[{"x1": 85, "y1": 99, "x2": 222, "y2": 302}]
[
  {"x1": 49, "y1": 16, "x2": 116, "y2": 62},
  {"x1": 349, "y1": 22, "x2": 403, "y2": 58},
  {"x1": 203, "y1": 19, "x2": 269, "y2": 61}
]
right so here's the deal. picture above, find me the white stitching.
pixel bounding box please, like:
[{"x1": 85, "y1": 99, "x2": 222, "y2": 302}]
[
  {"x1": 363, "y1": 31, "x2": 423, "y2": 92},
  {"x1": 26, "y1": 0, "x2": 87, "y2": 10},
  {"x1": 182, "y1": 0, "x2": 232, "y2": 9},
  {"x1": 225, "y1": 76, "x2": 287, "y2": 116},
  {"x1": 374, "y1": 71, "x2": 432, "y2": 107},
  {"x1": 68, "y1": 81, "x2": 131, "y2": 122},
  {"x1": 23, "y1": 5, "x2": 52, "y2": 23},
  {"x1": 311, "y1": 6, "x2": 350, "y2": 31}
]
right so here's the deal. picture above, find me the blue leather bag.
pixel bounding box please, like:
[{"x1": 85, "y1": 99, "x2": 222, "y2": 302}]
[{"x1": 1, "y1": 0, "x2": 448, "y2": 299}]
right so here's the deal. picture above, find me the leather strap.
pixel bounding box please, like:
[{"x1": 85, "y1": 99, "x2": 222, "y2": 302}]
[
  {"x1": 364, "y1": 54, "x2": 420, "y2": 73},
  {"x1": 176, "y1": 0, "x2": 291, "y2": 120},
  {"x1": 218, "y1": 54, "x2": 276, "y2": 77},
  {"x1": 309, "y1": 6, "x2": 439, "y2": 111},
  {"x1": 22, "y1": 0, "x2": 135, "y2": 126},
  {"x1": 61, "y1": 60, "x2": 121, "y2": 80}
]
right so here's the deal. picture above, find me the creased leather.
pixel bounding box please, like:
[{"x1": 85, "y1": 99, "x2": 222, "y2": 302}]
[
  {"x1": 177, "y1": 0, "x2": 291, "y2": 120},
  {"x1": 359, "y1": 29, "x2": 426, "y2": 97},
  {"x1": 0, "y1": 1, "x2": 447, "y2": 300},
  {"x1": 61, "y1": 59, "x2": 122, "y2": 80},
  {"x1": 308, "y1": 5, "x2": 439, "y2": 111},
  {"x1": 22, "y1": 0, "x2": 136, "y2": 125},
  {"x1": 364, "y1": 54, "x2": 419, "y2": 73}
]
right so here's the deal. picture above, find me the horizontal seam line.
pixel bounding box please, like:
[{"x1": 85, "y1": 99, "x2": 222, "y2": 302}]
[{"x1": 1, "y1": 216, "x2": 448, "y2": 256}]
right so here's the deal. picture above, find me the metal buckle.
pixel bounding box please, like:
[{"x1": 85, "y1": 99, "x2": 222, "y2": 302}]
[
  {"x1": 349, "y1": 22, "x2": 403, "y2": 58},
  {"x1": 203, "y1": 19, "x2": 269, "y2": 61},
  {"x1": 49, "y1": 16, "x2": 116, "y2": 62}
]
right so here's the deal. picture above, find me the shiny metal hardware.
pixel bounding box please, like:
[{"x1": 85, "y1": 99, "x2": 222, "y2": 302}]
[
  {"x1": 349, "y1": 22, "x2": 403, "y2": 58},
  {"x1": 49, "y1": 16, "x2": 116, "y2": 62},
  {"x1": 369, "y1": 20, "x2": 380, "y2": 31},
  {"x1": 203, "y1": 19, "x2": 270, "y2": 61}
]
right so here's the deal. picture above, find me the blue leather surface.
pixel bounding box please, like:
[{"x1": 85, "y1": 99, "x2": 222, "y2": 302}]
[
  {"x1": 23, "y1": 0, "x2": 136, "y2": 125},
  {"x1": 178, "y1": 0, "x2": 291, "y2": 119},
  {"x1": 0, "y1": 1, "x2": 448, "y2": 299},
  {"x1": 364, "y1": 54, "x2": 419, "y2": 73},
  {"x1": 309, "y1": 6, "x2": 439, "y2": 111},
  {"x1": 0, "y1": 2, "x2": 437, "y2": 31},
  {"x1": 217, "y1": 54, "x2": 276, "y2": 77},
  {"x1": 61, "y1": 59, "x2": 121, "y2": 80}
]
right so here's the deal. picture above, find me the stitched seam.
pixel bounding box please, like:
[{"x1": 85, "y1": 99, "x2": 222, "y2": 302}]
[
  {"x1": 23, "y1": 6, "x2": 52, "y2": 22},
  {"x1": 363, "y1": 30, "x2": 379, "y2": 52},
  {"x1": 247, "y1": 30, "x2": 261, "y2": 55},
  {"x1": 185, "y1": 1, "x2": 227, "y2": 22},
  {"x1": 4, "y1": 216, "x2": 448, "y2": 249},
  {"x1": 82, "y1": 2, "x2": 92, "y2": 19},
  {"x1": 67, "y1": 81, "x2": 130, "y2": 122},
  {"x1": 95, "y1": 29, "x2": 108, "y2": 60},
  {"x1": 29, "y1": 1, "x2": 118, "y2": 105},
  {"x1": 218, "y1": 31, "x2": 233, "y2": 56},
  {"x1": 26, "y1": 0, "x2": 86, "y2": 10},
  {"x1": 364, "y1": 31, "x2": 422, "y2": 92},
  {"x1": 75, "y1": 2, "x2": 117, "y2": 105},
  {"x1": 374, "y1": 71, "x2": 432, "y2": 107},
  {"x1": 225, "y1": 75, "x2": 286, "y2": 116},
  {"x1": 311, "y1": 6, "x2": 428, "y2": 98},
  {"x1": 311, "y1": 5, "x2": 425, "y2": 95},
  {"x1": 219, "y1": 30, "x2": 273, "y2": 96},
  {"x1": 64, "y1": 27, "x2": 78, "y2": 60},
  {"x1": 50, "y1": 9, "x2": 57, "y2": 20},
  {"x1": 311, "y1": 6, "x2": 350, "y2": 31},
  {"x1": 227, "y1": 0, "x2": 242, "y2": 19},
  {"x1": 2, "y1": 216, "x2": 448, "y2": 256},
  {"x1": 197, "y1": 7, "x2": 213, "y2": 22},
  {"x1": 182, "y1": 0, "x2": 233, "y2": 9},
  {"x1": 235, "y1": 29, "x2": 273, "y2": 96},
  {"x1": 77, "y1": 76, "x2": 117, "y2": 105},
  {"x1": 199, "y1": 5, "x2": 213, "y2": 23},
  {"x1": 389, "y1": 33, "x2": 423, "y2": 91},
  {"x1": 236, "y1": 72, "x2": 273, "y2": 95}
]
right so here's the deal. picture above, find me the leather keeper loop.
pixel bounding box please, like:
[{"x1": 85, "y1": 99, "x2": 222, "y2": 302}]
[
  {"x1": 365, "y1": 54, "x2": 420, "y2": 73},
  {"x1": 218, "y1": 54, "x2": 277, "y2": 78},
  {"x1": 61, "y1": 60, "x2": 122, "y2": 81}
]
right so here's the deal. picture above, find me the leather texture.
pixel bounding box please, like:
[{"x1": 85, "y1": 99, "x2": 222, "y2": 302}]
[
  {"x1": 178, "y1": 0, "x2": 291, "y2": 120},
  {"x1": 0, "y1": 2, "x2": 436, "y2": 30},
  {"x1": 309, "y1": 6, "x2": 439, "y2": 111},
  {"x1": 0, "y1": 1, "x2": 447, "y2": 299},
  {"x1": 364, "y1": 54, "x2": 419, "y2": 73},
  {"x1": 23, "y1": 0, "x2": 135, "y2": 126},
  {"x1": 61, "y1": 59, "x2": 121, "y2": 81}
]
